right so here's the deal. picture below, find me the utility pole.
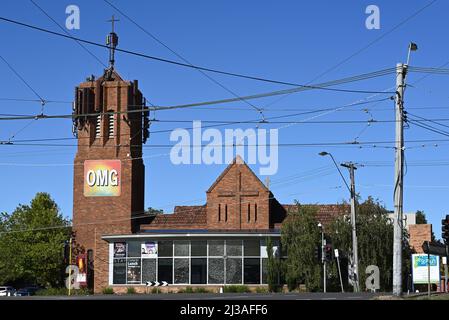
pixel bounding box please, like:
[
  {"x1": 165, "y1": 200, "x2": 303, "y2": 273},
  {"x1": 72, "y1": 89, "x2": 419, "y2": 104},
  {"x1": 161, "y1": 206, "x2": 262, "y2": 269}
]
[
  {"x1": 341, "y1": 162, "x2": 359, "y2": 292},
  {"x1": 393, "y1": 63, "x2": 407, "y2": 296}
]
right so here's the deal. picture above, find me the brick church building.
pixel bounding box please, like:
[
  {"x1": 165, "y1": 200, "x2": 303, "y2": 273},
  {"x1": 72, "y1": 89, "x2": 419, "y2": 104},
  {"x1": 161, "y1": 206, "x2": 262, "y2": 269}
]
[{"x1": 71, "y1": 32, "x2": 349, "y2": 293}]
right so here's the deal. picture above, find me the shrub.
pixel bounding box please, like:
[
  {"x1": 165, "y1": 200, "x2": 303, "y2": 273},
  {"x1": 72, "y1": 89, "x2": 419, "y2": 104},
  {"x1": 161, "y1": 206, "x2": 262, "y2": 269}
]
[
  {"x1": 127, "y1": 287, "x2": 136, "y2": 294},
  {"x1": 36, "y1": 287, "x2": 92, "y2": 296},
  {"x1": 102, "y1": 287, "x2": 114, "y2": 294},
  {"x1": 223, "y1": 285, "x2": 251, "y2": 293}
]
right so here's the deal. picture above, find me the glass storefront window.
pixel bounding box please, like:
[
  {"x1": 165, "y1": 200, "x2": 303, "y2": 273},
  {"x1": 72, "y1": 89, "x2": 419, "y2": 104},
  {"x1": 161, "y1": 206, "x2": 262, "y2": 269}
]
[
  {"x1": 142, "y1": 259, "x2": 156, "y2": 283},
  {"x1": 174, "y1": 241, "x2": 189, "y2": 257},
  {"x1": 244, "y1": 240, "x2": 260, "y2": 257},
  {"x1": 208, "y1": 240, "x2": 224, "y2": 256},
  {"x1": 191, "y1": 258, "x2": 207, "y2": 284},
  {"x1": 158, "y1": 241, "x2": 173, "y2": 257},
  {"x1": 226, "y1": 240, "x2": 242, "y2": 256},
  {"x1": 244, "y1": 258, "x2": 261, "y2": 284},
  {"x1": 191, "y1": 241, "x2": 207, "y2": 256},
  {"x1": 226, "y1": 258, "x2": 242, "y2": 284},
  {"x1": 208, "y1": 258, "x2": 224, "y2": 284},
  {"x1": 174, "y1": 258, "x2": 189, "y2": 284},
  {"x1": 158, "y1": 258, "x2": 173, "y2": 284}
]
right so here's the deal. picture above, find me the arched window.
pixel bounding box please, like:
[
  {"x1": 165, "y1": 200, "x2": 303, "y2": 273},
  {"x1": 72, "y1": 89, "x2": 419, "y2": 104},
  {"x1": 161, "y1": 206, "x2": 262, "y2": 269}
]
[
  {"x1": 218, "y1": 204, "x2": 221, "y2": 222},
  {"x1": 247, "y1": 203, "x2": 251, "y2": 222},
  {"x1": 225, "y1": 204, "x2": 228, "y2": 222},
  {"x1": 255, "y1": 203, "x2": 258, "y2": 222}
]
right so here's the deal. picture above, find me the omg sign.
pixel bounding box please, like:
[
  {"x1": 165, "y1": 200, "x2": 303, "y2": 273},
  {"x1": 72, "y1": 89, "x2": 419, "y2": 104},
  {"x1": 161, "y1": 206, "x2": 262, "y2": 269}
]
[{"x1": 84, "y1": 160, "x2": 121, "y2": 197}]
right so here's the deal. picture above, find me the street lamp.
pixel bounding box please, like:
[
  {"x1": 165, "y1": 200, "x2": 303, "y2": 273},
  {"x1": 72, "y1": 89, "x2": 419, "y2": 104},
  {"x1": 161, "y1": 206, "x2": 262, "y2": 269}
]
[
  {"x1": 318, "y1": 152, "x2": 350, "y2": 193},
  {"x1": 319, "y1": 151, "x2": 360, "y2": 292}
]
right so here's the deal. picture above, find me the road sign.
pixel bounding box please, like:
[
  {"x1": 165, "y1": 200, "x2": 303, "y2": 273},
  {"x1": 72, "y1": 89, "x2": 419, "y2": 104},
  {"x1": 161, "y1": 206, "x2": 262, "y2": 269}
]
[
  {"x1": 334, "y1": 249, "x2": 339, "y2": 258},
  {"x1": 146, "y1": 281, "x2": 168, "y2": 287}
]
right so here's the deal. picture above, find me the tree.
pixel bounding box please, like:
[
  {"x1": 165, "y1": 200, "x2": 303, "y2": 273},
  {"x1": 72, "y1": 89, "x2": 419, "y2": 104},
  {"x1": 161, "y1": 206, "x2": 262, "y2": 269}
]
[
  {"x1": 147, "y1": 207, "x2": 164, "y2": 215},
  {"x1": 266, "y1": 237, "x2": 280, "y2": 292},
  {"x1": 415, "y1": 210, "x2": 436, "y2": 241},
  {"x1": 0, "y1": 193, "x2": 71, "y2": 287},
  {"x1": 328, "y1": 196, "x2": 411, "y2": 291},
  {"x1": 280, "y1": 203, "x2": 321, "y2": 291}
]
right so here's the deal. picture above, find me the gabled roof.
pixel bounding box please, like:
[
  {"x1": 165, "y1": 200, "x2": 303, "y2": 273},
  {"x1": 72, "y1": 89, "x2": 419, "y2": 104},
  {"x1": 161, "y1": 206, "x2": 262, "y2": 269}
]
[
  {"x1": 140, "y1": 205, "x2": 207, "y2": 230},
  {"x1": 206, "y1": 155, "x2": 269, "y2": 193}
]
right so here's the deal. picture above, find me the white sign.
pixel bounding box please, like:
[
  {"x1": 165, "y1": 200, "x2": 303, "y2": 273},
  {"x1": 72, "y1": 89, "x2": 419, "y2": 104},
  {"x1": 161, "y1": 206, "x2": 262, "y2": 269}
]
[
  {"x1": 412, "y1": 254, "x2": 440, "y2": 284},
  {"x1": 334, "y1": 249, "x2": 339, "y2": 258},
  {"x1": 76, "y1": 273, "x2": 87, "y2": 283}
]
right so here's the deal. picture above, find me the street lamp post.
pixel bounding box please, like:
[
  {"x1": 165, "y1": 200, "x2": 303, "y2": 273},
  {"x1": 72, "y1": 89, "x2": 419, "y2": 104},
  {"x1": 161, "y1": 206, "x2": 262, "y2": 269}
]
[
  {"x1": 319, "y1": 151, "x2": 360, "y2": 292},
  {"x1": 318, "y1": 222, "x2": 326, "y2": 293}
]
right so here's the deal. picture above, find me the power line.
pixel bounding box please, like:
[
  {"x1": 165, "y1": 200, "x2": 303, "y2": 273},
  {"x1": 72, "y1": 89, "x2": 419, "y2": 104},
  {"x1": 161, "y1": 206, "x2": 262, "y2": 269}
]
[
  {"x1": 0, "y1": 54, "x2": 45, "y2": 104},
  {"x1": 0, "y1": 16, "x2": 396, "y2": 95},
  {"x1": 30, "y1": 0, "x2": 107, "y2": 68},
  {"x1": 102, "y1": 0, "x2": 264, "y2": 116},
  {"x1": 258, "y1": 0, "x2": 438, "y2": 109}
]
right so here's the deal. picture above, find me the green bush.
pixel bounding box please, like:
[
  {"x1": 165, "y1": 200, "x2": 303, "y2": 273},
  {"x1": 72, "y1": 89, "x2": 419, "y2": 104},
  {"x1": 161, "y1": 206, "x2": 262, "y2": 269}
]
[
  {"x1": 102, "y1": 287, "x2": 114, "y2": 294},
  {"x1": 126, "y1": 287, "x2": 136, "y2": 294},
  {"x1": 36, "y1": 287, "x2": 92, "y2": 296},
  {"x1": 223, "y1": 285, "x2": 251, "y2": 293}
]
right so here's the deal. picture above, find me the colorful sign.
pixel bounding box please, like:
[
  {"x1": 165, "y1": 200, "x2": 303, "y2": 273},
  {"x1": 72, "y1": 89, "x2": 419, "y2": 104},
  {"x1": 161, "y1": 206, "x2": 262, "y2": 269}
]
[
  {"x1": 141, "y1": 241, "x2": 158, "y2": 258},
  {"x1": 84, "y1": 160, "x2": 121, "y2": 197},
  {"x1": 412, "y1": 254, "x2": 440, "y2": 284}
]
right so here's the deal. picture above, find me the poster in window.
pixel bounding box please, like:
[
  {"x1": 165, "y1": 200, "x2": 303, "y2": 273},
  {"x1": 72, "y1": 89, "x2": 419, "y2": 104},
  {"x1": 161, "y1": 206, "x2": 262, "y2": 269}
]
[
  {"x1": 127, "y1": 258, "x2": 141, "y2": 284},
  {"x1": 141, "y1": 241, "x2": 158, "y2": 258},
  {"x1": 114, "y1": 242, "x2": 127, "y2": 258}
]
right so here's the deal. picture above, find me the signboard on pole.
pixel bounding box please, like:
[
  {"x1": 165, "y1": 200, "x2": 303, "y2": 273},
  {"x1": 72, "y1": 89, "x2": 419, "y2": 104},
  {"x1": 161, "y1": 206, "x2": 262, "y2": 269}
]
[{"x1": 412, "y1": 254, "x2": 440, "y2": 284}]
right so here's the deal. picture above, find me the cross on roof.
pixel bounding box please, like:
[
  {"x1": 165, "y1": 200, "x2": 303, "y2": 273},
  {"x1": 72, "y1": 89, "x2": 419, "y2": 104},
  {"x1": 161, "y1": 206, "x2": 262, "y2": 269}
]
[{"x1": 107, "y1": 15, "x2": 119, "y2": 33}]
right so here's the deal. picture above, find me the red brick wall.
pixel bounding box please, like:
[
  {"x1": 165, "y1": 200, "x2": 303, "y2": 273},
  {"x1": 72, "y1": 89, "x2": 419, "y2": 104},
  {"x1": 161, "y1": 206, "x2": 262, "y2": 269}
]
[
  {"x1": 206, "y1": 161, "x2": 270, "y2": 229},
  {"x1": 72, "y1": 76, "x2": 144, "y2": 293},
  {"x1": 409, "y1": 224, "x2": 432, "y2": 253}
]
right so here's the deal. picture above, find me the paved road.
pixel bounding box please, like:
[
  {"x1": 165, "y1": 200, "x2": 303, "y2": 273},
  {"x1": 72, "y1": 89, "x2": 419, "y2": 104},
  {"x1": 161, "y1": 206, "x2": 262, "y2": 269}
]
[{"x1": 0, "y1": 292, "x2": 381, "y2": 300}]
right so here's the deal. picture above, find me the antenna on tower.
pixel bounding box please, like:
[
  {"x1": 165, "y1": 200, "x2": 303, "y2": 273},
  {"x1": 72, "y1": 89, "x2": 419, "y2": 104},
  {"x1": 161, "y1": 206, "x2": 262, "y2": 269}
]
[{"x1": 105, "y1": 15, "x2": 119, "y2": 80}]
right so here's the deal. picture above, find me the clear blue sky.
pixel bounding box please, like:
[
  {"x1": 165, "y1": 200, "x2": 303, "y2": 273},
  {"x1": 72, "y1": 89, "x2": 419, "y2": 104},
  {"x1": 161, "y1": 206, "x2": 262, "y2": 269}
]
[{"x1": 0, "y1": 1, "x2": 448, "y2": 238}]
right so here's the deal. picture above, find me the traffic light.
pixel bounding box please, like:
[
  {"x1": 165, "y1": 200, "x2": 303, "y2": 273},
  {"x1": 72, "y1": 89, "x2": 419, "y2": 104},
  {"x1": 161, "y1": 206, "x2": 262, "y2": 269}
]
[
  {"x1": 63, "y1": 240, "x2": 70, "y2": 263},
  {"x1": 324, "y1": 244, "x2": 333, "y2": 262},
  {"x1": 442, "y1": 215, "x2": 449, "y2": 243},
  {"x1": 314, "y1": 246, "x2": 322, "y2": 262}
]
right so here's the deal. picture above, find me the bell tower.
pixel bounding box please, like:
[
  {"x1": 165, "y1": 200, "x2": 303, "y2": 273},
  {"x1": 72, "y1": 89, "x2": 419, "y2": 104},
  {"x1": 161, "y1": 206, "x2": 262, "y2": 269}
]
[{"x1": 71, "y1": 23, "x2": 149, "y2": 291}]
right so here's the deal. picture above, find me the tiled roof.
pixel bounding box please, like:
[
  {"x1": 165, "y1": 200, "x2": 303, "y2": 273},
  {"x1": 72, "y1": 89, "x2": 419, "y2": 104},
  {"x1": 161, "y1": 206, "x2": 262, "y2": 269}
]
[
  {"x1": 140, "y1": 205, "x2": 207, "y2": 230},
  {"x1": 281, "y1": 203, "x2": 350, "y2": 228}
]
